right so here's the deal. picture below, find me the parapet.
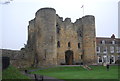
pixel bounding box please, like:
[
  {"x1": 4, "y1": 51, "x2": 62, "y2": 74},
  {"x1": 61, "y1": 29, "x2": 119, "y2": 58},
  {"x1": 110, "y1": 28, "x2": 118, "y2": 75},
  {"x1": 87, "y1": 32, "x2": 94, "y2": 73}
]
[
  {"x1": 56, "y1": 14, "x2": 63, "y2": 22},
  {"x1": 28, "y1": 19, "x2": 35, "y2": 29},
  {"x1": 74, "y1": 18, "x2": 82, "y2": 24},
  {"x1": 40, "y1": 7, "x2": 56, "y2": 11},
  {"x1": 64, "y1": 18, "x2": 71, "y2": 24},
  {"x1": 29, "y1": 19, "x2": 35, "y2": 24},
  {"x1": 82, "y1": 15, "x2": 95, "y2": 25},
  {"x1": 35, "y1": 7, "x2": 56, "y2": 16}
]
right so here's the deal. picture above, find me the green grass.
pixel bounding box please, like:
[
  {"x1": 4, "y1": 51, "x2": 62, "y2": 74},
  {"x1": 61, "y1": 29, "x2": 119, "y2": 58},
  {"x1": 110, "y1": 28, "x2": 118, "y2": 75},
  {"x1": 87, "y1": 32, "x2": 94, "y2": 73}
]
[
  {"x1": 31, "y1": 65, "x2": 119, "y2": 80},
  {"x1": 2, "y1": 65, "x2": 31, "y2": 79}
]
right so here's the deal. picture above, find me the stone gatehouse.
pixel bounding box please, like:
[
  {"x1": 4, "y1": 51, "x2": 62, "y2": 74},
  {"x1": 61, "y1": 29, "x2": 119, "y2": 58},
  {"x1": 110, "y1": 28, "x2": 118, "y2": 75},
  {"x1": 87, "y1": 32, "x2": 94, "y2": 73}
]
[
  {"x1": 1, "y1": 7, "x2": 97, "y2": 68},
  {"x1": 26, "y1": 7, "x2": 97, "y2": 67}
]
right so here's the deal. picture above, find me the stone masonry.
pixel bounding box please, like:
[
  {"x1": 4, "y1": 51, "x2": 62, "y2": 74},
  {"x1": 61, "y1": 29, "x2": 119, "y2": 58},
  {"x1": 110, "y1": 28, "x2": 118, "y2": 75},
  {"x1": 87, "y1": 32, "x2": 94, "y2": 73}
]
[
  {"x1": 1, "y1": 7, "x2": 97, "y2": 68},
  {"x1": 26, "y1": 7, "x2": 97, "y2": 67}
]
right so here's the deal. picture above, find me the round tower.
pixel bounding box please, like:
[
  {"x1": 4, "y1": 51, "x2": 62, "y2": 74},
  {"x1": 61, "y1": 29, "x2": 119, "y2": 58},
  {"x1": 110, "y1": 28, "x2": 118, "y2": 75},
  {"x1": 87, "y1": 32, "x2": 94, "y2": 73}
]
[
  {"x1": 35, "y1": 8, "x2": 57, "y2": 66},
  {"x1": 82, "y1": 15, "x2": 97, "y2": 64}
]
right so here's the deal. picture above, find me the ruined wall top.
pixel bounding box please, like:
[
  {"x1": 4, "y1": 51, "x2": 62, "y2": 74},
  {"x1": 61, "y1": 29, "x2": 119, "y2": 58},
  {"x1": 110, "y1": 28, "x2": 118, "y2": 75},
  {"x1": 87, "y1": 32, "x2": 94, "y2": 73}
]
[
  {"x1": 28, "y1": 7, "x2": 95, "y2": 32},
  {"x1": 82, "y1": 15, "x2": 95, "y2": 25},
  {"x1": 35, "y1": 7, "x2": 56, "y2": 16},
  {"x1": 32, "y1": 7, "x2": 95, "y2": 26}
]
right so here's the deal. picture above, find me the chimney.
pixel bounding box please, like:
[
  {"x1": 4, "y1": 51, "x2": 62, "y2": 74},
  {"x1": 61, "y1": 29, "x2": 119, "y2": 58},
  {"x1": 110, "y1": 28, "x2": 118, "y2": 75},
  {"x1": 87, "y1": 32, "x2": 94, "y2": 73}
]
[{"x1": 111, "y1": 34, "x2": 115, "y2": 39}]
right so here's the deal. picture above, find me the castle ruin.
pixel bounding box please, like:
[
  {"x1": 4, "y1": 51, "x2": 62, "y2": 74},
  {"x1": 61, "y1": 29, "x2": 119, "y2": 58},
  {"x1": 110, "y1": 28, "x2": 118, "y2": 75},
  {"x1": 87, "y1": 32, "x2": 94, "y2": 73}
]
[
  {"x1": 26, "y1": 8, "x2": 97, "y2": 67},
  {"x1": 2, "y1": 7, "x2": 97, "y2": 68}
]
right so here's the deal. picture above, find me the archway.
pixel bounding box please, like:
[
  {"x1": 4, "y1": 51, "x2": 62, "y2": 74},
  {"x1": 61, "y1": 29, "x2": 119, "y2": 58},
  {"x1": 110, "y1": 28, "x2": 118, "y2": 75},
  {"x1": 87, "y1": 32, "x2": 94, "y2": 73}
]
[{"x1": 65, "y1": 50, "x2": 73, "y2": 65}]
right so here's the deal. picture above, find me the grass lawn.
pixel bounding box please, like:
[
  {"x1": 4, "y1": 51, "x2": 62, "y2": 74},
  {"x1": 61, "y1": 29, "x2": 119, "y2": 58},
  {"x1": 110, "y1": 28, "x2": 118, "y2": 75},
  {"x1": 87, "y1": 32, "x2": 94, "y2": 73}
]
[
  {"x1": 31, "y1": 65, "x2": 119, "y2": 80},
  {"x1": 2, "y1": 65, "x2": 31, "y2": 79}
]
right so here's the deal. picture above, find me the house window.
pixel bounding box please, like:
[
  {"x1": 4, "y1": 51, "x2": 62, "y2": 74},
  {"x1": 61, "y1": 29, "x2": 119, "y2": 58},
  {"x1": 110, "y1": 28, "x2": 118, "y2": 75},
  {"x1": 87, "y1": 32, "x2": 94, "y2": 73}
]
[
  {"x1": 102, "y1": 56, "x2": 110, "y2": 64},
  {"x1": 112, "y1": 41, "x2": 115, "y2": 44},
  {"x1": 116, "y1": 46, "x2": 120, "y2": 53},
  {"x1": 103, "y1": 55, "x2": 107, "y2": 63},
  {"x1": 101, "y1": 40, "x2": 105, "y2": 44},
  {"x1": 110, "y1": 46, "x2": 114, "y2": 53},
  {"x1": 103, "y1": 47, "x2": 107, "y2": 53},
  {"x1": 68, "y1": 42, "x2": 71, "y2": 47},
  {"x1": 98, "y1": 56, "x2": 102, "y2": 63},
  {"x1": 57, "y1": 41, "x2": 60, "y2": 48},
  {"x1": 118, "y1": 55, "x2": 120, "y2": 59},
  {"x1": 107, "y1": 56, "x2": 110, "y2": 64},
  {"x1": 110, "y1": 55, "x2": 115, "y2": 64},
  {"x1": 96, "y1": 46, "x2": 100, "y2": 53},
  {"x1": 78, "y1": 43, "x2": 80, "y2": 48}
]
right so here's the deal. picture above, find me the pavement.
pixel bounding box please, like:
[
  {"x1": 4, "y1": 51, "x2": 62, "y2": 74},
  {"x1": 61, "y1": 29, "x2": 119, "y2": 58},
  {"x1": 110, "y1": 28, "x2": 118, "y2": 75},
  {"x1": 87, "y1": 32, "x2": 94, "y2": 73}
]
[
  {"x1": 21, "y1": 70, "x2": 65, "y2": 81},
  {"x1": 20, "y1": 65, "x2": 84, "y2": 81},
  {"x1": 21, "y1": 64, "x2": 118, "y2": 81}
]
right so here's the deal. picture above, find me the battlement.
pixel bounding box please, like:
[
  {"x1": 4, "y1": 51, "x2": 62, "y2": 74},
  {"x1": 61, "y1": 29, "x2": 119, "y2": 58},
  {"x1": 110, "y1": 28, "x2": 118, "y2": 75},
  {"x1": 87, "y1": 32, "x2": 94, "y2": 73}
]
[
  {"x1": 26, "y1": 7, "x2": 96, "y2": 67},
  {"x1": 82, "y1": 15, "x2": 95, "y2": 25}
]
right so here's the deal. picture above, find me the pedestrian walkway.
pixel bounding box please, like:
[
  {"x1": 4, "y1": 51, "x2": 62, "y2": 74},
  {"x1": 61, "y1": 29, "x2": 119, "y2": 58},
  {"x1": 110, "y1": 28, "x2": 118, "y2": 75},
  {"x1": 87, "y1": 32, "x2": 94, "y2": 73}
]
[
  {"x1": 27, "y1": 65, "x2": 80, "y2": 72},
  {"x1": 20, "y1": 65, "x2": 94, "y2": 81},
  {"x1": 21, "y1": 70, "x2": 64, "y2": 81}
]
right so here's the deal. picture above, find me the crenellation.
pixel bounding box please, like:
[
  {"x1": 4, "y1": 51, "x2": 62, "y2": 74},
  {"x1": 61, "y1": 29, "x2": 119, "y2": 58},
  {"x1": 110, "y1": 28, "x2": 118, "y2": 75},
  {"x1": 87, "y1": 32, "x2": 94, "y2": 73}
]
[
  {"x1": 2, "y1": 8, "x2": 120, "y2": 68},
  {"x1": 64, "y1": 18, "x2": 71, "y2": 23},
  {"x1": 82, "y1": 15, "x2": 95, "y2": 25},
  {"x1": 56, "y1": 14, "x2": 63, "y2": 22},
  {"x1": 28, "y1": 8, "x2": 97, "y2": 66},
  {"x1": 2, "y1": 8, "x2": 98, "y2": 68}
]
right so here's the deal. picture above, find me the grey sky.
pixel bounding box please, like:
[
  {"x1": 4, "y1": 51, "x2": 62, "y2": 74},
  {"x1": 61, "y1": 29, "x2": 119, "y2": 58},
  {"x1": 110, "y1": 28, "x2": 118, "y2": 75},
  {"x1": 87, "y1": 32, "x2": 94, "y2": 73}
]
[{"x1": 0, "y1": 0, "x2": 119, "y2": 50}]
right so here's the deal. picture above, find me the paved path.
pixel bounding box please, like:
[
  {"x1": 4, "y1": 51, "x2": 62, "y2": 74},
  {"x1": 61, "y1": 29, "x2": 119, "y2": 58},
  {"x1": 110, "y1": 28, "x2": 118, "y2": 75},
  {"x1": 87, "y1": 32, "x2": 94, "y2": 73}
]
[
  {"x1": 28, "y1": 65, "x2": 81, "y2": 72},
  {"x1": 21, "y1": 64, "x2": 118, "y2": 81},
  {"x1": 20, "y1": 65, "x2": 83, "y2": 81},
  {"x1": 21, "y1": 71, "x2": 64, "y2": 81}
]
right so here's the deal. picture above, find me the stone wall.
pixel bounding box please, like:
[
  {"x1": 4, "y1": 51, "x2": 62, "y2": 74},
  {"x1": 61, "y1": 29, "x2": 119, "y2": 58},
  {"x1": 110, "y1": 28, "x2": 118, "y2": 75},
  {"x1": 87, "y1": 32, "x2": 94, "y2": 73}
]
[
  {"x1": 1, "y1": 49, "x2": 34, "y2": 68},
  {"x1": 56, "y1": 15, "x2": 83, "y2": 64},
  {"x1": 27, "y1": 7, "x2": 97, "y2": 67},
  {"x1": 56, "y1": 15, "x2": 97, "y2": 65}
]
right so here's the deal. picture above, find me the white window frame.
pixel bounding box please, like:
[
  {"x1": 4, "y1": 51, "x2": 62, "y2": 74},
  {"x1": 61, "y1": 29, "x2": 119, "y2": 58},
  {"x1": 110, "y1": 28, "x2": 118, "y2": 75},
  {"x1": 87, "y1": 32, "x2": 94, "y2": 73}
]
[
  {"x1": 116, "y1": 46, "x2": 120, "y2": 53},
  {"x1": 112, "y1": 41, "x2": 115, "y2": 44},
  {"x1": 101, "y1": 40, "x2": 105, "y2": 44},
  {"x1": 118, "y1": 55, "x2": 120, "y2": 59},
  {"x1": 107, "y1": 56, "x2": 110, "y2": 64},
  {"x1": 110, "y1": 55, "x2": 115, "y2": 63},
  {"x1": 103, "y1": 47, "x2": 107, "y2": 53},
  {"x1": 103, "y1": 55, "x2": 107, "y2": 63},
  {"x1": 110, "y1": 46, "x2": 114, "y2": 53}
]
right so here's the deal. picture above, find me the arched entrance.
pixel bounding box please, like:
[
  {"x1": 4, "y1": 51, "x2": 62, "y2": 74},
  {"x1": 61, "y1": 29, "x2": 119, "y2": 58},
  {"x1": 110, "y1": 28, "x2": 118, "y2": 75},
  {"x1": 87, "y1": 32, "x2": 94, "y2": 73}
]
[{"x1": 65, "y1": 50, "x2": 73, "y2": 65}]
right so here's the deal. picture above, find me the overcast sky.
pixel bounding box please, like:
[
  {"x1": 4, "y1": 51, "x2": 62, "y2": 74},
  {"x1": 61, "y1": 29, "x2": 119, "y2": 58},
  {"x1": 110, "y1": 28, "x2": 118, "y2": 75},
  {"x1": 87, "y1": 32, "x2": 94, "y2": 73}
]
[{"x1": 0, "y1": 0, "x2": 119, "y2": 50}]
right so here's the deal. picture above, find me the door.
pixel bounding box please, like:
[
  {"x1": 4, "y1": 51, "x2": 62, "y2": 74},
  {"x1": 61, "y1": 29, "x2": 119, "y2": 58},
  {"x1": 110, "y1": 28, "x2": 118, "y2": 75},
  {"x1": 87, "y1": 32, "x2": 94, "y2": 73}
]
[{"x1": 65, "y1": 50, "x2": 73, "y2": 65}]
